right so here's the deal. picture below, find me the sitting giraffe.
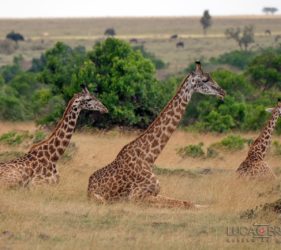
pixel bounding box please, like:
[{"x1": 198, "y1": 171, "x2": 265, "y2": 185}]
[
  {"x1": 0, "y1": 85, "x2": 108, "y2": 187},
  {"x1": 88, "y1": 62, "x2": 226, "y2": 208},
  {"x1": 236, "y1": 100, "x2": 281, "y2": 179}
]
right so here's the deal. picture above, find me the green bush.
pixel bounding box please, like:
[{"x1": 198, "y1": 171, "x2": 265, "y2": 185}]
[
  {"x1": 1, "y1": 40, "x2": 281, "y2": 132},
  {"x1": 177, "y1": 143, "x2": 205, "y2": 158},
  {"x1": 196, "y1": 110, "x2": 235, "y2": 133},
  {"x1": 206, "y1": 147, "x2": 219, "y2": 158},
  {"x1": 210, "y1": 50, "x2": 256, "y2": 69},
  {"x1": 84, "y1": 38, "x2": 162, "y2": 128},
  {"x1": 133, "y1": 45, "x2": 166, "y2": 69},
  {"x1": 0, "y1": 131, "x2": 30, "y2": 146},
  {"x1": 212, "y1": 135, "x2": 246, "y2": 151},
  {"x1": 247, "y1": 50, "x2": 281, "y2": 90}
]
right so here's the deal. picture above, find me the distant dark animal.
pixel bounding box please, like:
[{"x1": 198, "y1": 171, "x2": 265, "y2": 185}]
[
  {"x1": 6, "y1": 31, "x2": 24, "y2": 43},
  {"x1": 170, "y1": 34, "x2": 178, "y2": 40},
  {"x1": 265, "y1": 29, "x2": 271, "y2": 36},
  {"x1": 176, "y1": 41, "x2": 184, "y2": 48},
  {"x1": 104, "y1": 28, "x2": 116, "y2": 37},
  {"x1": 129, "y1": 38, "x2": 138, "y2": 43}
]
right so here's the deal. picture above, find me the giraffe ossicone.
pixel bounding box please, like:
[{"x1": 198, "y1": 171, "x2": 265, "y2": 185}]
[
  {"x1": 88, "y1": 62, "x2": 226, "y2": 209},
  {"x1": 0, "y1": 85, "x2": 108, "y2": 187},
  {"x1": 236, "y1": 100, "x2": 281, "y2": 179}
]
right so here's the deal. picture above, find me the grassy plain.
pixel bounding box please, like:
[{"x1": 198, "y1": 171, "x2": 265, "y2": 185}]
[
  {"x1": 1, "y1": 122, "x2": 281, "y2": 249},
  {"x1": 0, "y1": 16, "x2": 280, "y2": 75},
  {"x1": 1, "y1": 15, "x2": 281, "y2": 249}
]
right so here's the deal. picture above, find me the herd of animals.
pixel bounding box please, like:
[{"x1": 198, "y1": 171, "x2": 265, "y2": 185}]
[{"x1": 0, "y1": 62, "x2": 279, "y2": 209}]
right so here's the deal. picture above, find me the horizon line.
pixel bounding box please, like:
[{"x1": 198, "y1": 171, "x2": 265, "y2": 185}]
[{"x1": 0, "y1": 14, "x2": 281, "y2": 19}]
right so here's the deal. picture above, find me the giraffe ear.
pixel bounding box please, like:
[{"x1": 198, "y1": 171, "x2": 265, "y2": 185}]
[
  {"x1": 266, "y1": 108, "x2": 274, "y2": 113},
  {"x1": 80, "y1": 84, "x2": 90, "y2": 94}
]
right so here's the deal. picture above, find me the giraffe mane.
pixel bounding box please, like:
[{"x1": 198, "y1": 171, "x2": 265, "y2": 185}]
[{"x1": 28, "y1": 93, "x2": 81, "y2": 152}]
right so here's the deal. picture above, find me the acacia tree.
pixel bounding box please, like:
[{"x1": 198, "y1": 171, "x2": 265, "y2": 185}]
[
  {"x1": 262, "y1": 7, "x2": 278, "y2": 14},
  {"x1": 225, "y1": 26, "x2": 255, "y2": 51},
  {"x1": 200, "y1": 10, "x2": 212, "y2": 35}
]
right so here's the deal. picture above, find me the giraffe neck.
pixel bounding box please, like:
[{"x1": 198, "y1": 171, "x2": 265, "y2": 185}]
[
  {"x1": 133, "y1": 74, "x2": 193, "y2": 164},
  {"x1": 28, "y1": 96, "x2": 81, "y2": 163},
  {"x1": 247, "y1": 109, "x2": 279, "y2": 161}
]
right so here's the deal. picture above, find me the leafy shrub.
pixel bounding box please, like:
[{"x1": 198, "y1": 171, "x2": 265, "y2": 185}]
[
  {"x1": 177, "y1": 143, "x2": 205, "y2": 158},
  {"x1": 210, "y1": 50, "x2": 256, "y2": 69},
  {"x1": 85, "y1": 38, "x2": 162, "y2": 128},
  {"x1": 196, "y1": 110, "x2": 235, "y2": 133},
  {"x1": 206, "y1": 147, "x2": 219, "y2": 158},
  {"x1": 0, "y1": 131, "x2": 30, "y2": 146},
  {"x1": 37, "y1": 42, "x2": 87, "y2": 96},
  {"x1": 225, "y1": 26, "x2": 255, "y2": 51},
  {"x1": 212, "y1": 135, "x2": 246, "y2": 151},
  {"x1": 247, "y1": 50, "x2": 281, "y2": 90},
  {"x1": 242, "y1": 105, "x2": 269, "y2": 131},
  {"x1": 133, "y1": 45, "x2": 166, "y2": 69}
]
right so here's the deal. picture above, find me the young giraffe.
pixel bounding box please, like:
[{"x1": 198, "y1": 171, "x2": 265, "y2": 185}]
[
  {"x1": 236, "y1": 100, "x2": 281, "y2": 179},
  {"x1": 0, "y1": 85, "x2": 108, "y2": 187},
  {"x1": 88, "y1": 62, "x2": 226, "y2": 208}
]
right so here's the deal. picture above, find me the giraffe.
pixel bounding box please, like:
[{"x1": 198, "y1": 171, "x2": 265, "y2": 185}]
[
  {"x1": 236, "y1": 101, "x2": 281, "y2": 179},
  {"x1": 0, "y1": 85, "x2": 108, "y2": 187},
  {"x1": 88, "y1": 62, "x2": 226, "y2": 209}
]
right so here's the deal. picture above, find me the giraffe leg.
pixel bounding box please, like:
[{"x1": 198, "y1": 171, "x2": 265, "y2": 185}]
[
  {"x1": 128, "y1": 183, "x2": 200, "y2": 209},
  {"x1": 29, "y1": 173, "x2": 60, "y2": 186},
  {"x1": 87, "y1": 192, "x2": 107, "y2": 204}
]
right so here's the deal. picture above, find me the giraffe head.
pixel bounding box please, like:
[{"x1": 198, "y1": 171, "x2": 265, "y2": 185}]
[
  {"x1": 266, "y1": 99, "x2": 281, "y2": 115},
  {"x1": 77, "y1": 84, "x2": 108, "y2": 113},
  {"x1": 190, "y1": 61, "x2": 226, "y2": 99}
]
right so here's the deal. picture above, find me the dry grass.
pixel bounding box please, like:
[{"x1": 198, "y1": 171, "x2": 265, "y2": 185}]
[
  {"x1": 1, "y1": 122, "x2": 281, "y2": 249},
  {"x1": 0, "y1": 16, "x2": 280, "y2": 75}
]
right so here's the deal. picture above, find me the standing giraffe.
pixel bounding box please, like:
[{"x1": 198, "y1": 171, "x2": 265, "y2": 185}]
[
  {"x1": 0, "y1": 85, "x2": 108, "y2": 187},
  {"x1": 88, "y1": 62, "x2": 226, "y2": 208},
  {"x1": 236, "y1": 101, "x2": 281, "y2": 179}
]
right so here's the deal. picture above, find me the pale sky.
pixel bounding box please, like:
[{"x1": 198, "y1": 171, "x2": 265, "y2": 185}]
[{"x1": 0, "y1": 0, "x2": 280, "y2": 18}]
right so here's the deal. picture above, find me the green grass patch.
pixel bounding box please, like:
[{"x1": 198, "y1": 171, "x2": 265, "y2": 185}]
[
  {"x1": 0, "y1": 131, "x2": 31, "y2": 146},
  {"x1": 153, "y1": 165, "x2": 199, "y2": 178},
  {"x1": 211, "y1": 135, "x2": 247, "y2": 151},
  {"x1": 176, "y1": 143, "x2": 205, "y2": 158}
]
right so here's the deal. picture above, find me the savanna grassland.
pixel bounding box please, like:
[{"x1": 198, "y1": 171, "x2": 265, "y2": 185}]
[
  {"x1": 0, "y1": 16, "x2": 280, "y2": 75},
  {"x1": 1, "y1": 122, "x2": 281, "y2": 249},
  {"x1": 1, "y1": 16, "x2": 281, "y2": 250}
]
